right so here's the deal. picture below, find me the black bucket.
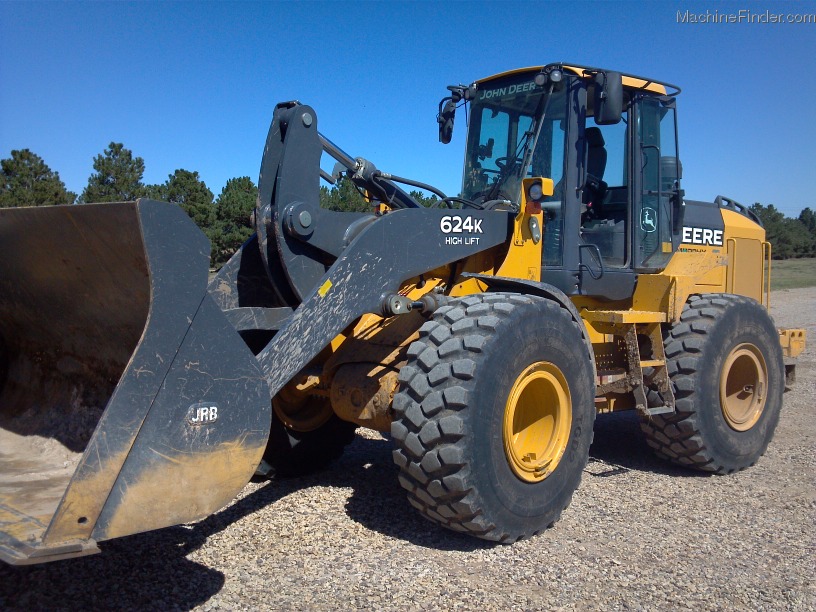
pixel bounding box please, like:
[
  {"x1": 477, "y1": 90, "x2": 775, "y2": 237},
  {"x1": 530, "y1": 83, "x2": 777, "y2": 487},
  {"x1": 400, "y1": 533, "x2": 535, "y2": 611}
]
[{"x1": 0, "y1": 201, "x2": 270, "y2": 565}]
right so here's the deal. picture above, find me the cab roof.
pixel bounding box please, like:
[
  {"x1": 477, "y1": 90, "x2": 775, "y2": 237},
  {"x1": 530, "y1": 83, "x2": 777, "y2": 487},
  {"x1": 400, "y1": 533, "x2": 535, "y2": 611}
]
[{"x1": 475, "y1": 63, "x2": 679, "y2": 96}]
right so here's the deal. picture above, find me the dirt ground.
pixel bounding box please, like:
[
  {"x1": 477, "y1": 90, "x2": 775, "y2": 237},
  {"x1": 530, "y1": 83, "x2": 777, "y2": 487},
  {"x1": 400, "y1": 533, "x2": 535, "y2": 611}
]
[{"x1": 1, "y1": 288, "x2": 814, "y2": 610}]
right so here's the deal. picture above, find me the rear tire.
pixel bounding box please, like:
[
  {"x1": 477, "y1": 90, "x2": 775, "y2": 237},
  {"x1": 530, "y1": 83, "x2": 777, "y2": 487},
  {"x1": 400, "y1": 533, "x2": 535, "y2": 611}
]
[
  {"x1": 641, "y1": 294, "x2": 784, "y2": 474},
  {"x1": 391, "y1": 293, "x2": 595, "y2": 542}
]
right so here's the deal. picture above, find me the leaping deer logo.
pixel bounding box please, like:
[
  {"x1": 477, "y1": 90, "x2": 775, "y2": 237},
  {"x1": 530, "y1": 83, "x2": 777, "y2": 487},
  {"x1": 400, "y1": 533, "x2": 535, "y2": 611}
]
[{"x1": 641, "y1": 208, "x2": 657, "y2": 233}]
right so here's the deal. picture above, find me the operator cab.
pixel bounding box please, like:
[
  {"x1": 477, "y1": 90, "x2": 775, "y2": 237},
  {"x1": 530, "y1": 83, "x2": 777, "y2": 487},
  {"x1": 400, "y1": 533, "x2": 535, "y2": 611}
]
[{"x1": 452, "y1": 64, "x2": 683, "y2": 301}]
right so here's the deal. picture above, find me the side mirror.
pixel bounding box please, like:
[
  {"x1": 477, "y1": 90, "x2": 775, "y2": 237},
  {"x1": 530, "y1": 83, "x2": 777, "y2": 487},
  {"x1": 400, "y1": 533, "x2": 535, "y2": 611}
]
[
  {"x1": 593, "y1": 71, "x2": 623, "y2": 125},
  {"x1": 660, "y1": 156, "x2": 682, "y2": 189},
  {"x1": 438, "y1": 97, "x2": 457, "y2": 144}
]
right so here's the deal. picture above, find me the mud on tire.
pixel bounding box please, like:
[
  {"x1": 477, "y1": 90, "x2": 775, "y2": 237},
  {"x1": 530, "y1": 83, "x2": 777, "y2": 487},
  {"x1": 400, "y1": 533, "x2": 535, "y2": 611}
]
[
  {"x1": 641, "y1": 293, "x2": 785, "y2": 474},
  {"x1": 391, "y1": 293, "x2": 595, "y2": 542}
]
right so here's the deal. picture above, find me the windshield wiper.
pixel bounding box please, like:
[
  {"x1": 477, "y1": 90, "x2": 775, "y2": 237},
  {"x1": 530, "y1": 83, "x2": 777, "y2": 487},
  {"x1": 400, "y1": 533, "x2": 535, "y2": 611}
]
[{"x1": 516, "y1": 81, "x2": 556, "y2": 179}]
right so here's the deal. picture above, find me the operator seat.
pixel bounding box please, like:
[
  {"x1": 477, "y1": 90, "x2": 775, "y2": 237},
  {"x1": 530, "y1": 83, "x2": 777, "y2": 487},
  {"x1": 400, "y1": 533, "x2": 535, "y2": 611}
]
[{"x1": 583, "y1": 127, "x2": 607, "y2": 211}]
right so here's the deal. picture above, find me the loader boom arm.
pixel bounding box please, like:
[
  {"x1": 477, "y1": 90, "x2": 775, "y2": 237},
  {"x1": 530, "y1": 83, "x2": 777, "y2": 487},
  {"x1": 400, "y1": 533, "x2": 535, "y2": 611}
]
[
  {"x1": 212, "y1": 101, "x2": 516, "y2": 398},
  {"x1": 257, "y1": 206, "x2": 511, "y2": 398},
  {"x1": 254, "y1": 102, "x2": 425, "y2": 306}
]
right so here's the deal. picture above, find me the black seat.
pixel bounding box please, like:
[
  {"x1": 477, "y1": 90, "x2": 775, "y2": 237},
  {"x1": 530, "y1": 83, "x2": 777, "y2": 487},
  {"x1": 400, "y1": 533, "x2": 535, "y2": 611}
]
[{"x1": 583, "y1": 127, "x2": 608, "y2": 209}]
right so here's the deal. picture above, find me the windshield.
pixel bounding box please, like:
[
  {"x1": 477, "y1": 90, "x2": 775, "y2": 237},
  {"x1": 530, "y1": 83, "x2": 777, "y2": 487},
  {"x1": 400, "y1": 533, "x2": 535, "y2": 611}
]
[{"x1": 462, "y1": 74, "x2": 568, "y2": 204}]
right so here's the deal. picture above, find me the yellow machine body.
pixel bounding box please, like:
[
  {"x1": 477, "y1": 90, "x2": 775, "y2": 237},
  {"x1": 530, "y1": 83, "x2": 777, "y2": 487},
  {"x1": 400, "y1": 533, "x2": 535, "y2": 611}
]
[{"x1": 303, "y1": 67, "x2": 805, "y2": 431}]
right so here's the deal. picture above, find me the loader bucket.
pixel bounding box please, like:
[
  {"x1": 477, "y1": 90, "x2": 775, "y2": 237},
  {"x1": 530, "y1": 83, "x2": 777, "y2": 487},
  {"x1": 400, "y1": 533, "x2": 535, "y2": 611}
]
[{"x1": 0, "y1": 200, "x2": 270, "y2": 565}]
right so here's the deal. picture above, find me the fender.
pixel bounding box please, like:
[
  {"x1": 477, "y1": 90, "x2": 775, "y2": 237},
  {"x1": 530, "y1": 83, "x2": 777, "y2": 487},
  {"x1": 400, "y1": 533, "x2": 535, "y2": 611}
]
[{"x1": 461, "y1": 273, "x2": 597, "y2": 376}]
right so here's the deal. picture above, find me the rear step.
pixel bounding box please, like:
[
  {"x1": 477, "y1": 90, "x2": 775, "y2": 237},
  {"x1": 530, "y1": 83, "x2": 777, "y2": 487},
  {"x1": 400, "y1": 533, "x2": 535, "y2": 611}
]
[
  {"x1": 0, "y1": 200, "x2": 271, "y2": 565},
  {"x1": 584, "y1": 310, "x2": 676, "y2": 417}
]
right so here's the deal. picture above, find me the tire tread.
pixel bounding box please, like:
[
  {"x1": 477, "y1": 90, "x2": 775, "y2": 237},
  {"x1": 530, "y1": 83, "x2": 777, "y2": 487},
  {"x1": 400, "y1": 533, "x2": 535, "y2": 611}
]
[
  {"x1": 392, "y1": 292, "x2": 594, "y2": 541},
  {"x1": 641, "y1": 293, "x2": 779, "y2": 475}
]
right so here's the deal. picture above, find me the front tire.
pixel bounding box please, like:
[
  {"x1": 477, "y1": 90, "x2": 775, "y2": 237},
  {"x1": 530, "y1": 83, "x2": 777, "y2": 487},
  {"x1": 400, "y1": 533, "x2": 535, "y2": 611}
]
[
  {"x1": 259, "y1": 383, "x2": 356, "y2": 478},
  {"x1": 641, "y1": 294, "x2": 784, "y2": 474},
  {"x1": 242, "y1": 331, "x2": 357, "y2": 479},
  {"x1": 391, "y1": 293, "x2": 595, "y2": 542}
]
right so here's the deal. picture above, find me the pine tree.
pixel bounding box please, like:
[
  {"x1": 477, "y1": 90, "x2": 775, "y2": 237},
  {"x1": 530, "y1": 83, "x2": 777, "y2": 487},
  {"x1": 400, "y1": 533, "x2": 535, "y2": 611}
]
[
  {"x1": 212, "y1": 176, "x2": 258, "y2": 268},
  {"x1": 0, "y1": 149, "x2": 76, "y2": 207},
  {"x1": 750, "y1": 203, "x2": 815, "y2": 258},
  {"x1": 319, "y1": 176, "x2": 372, "y2": 212},
  {"x1": 80, "y1": 142, "x2": 145, "y2": 202},
  {"x1": 408, "y1": 190, "x2": 439, "y2": 207}
]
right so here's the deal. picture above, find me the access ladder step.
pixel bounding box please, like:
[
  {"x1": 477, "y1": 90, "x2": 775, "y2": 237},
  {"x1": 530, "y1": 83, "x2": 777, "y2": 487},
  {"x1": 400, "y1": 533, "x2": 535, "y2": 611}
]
[
  {"x1": 639, "y1": 359, "x2": 665, "y2": 368},
  {"x1": 644, "y1": 405, "x2": 674, "y2": 416}
]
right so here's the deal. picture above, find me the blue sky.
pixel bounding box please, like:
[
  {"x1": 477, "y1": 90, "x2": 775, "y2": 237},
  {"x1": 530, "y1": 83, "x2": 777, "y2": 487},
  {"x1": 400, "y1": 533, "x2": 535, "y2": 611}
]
[{"x1": 1, "y1": 1, "x2": 814, "y2": 217}]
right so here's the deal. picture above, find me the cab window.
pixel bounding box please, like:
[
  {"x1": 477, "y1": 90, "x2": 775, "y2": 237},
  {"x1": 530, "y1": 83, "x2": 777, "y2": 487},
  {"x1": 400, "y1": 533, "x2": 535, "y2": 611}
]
[
  {"x1": 580, "y1": 110, "x2": 629, "y2": 268},
  {"x1": 637, "y1": 97, "x2": 678, "y2": 270}
]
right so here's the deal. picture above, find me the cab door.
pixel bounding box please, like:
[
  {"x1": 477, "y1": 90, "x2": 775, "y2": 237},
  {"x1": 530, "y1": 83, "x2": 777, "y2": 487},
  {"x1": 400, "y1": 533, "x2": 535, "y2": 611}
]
[
  {"x1": 575, "y1": 92, "x2": 681, "y2": 298},
  {"x1": 633, "y1": 96, "x2": 681, "y2": 272},
  {"x1": 570, "y1": 78, "x2": 636, "y2": 300}
]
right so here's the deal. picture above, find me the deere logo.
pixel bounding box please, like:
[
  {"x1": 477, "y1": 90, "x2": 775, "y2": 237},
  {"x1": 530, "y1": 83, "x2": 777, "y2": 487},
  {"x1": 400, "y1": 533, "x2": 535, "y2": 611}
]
[
  {"x1": 682, "y1": 226, "x2": 724, "y2": 246},
  {"x1": 640, "y1": 207, "x2": 657, "y2": 233}
]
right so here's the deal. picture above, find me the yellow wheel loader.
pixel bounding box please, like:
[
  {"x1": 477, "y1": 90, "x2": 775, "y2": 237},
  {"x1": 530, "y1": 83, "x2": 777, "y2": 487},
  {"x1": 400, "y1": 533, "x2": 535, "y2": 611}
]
[{"x1": 0, "y1": 63, "x2": 806, "y2": 564}]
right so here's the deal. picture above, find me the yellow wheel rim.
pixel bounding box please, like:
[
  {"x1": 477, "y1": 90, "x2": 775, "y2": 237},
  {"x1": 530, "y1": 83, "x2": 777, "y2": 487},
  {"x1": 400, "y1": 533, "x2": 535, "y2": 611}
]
[
  {"x1": 503, "y1": 361, "x2": 572, "y2": 483},
  {"x1": 720, "y1": 343, "x2": 768, "y2": 432}
]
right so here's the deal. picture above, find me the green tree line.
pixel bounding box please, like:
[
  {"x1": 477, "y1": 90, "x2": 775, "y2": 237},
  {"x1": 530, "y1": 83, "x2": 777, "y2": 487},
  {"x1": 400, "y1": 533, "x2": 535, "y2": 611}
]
[
  {"x1": 0, "y1": 145, "x2": 257, "y2": 268},
  {"x1": 749, "y1": 203, "x2": 816, "y2": 259},
  {"x1": 0, "y1": 145, "x2": 440, "y2": 267},
  {"x1": 318, "y1": 175, "x2": 437, "y2": 212},
  {"x1": 6, "y1": 146, "x2": 812, "y2": 265}
]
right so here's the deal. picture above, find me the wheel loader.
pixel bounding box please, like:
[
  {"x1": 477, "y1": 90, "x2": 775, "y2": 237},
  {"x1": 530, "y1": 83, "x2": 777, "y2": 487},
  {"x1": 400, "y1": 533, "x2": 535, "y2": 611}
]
[{"x1": 0, "y1": 63, "x2": 806, "y2": 564}]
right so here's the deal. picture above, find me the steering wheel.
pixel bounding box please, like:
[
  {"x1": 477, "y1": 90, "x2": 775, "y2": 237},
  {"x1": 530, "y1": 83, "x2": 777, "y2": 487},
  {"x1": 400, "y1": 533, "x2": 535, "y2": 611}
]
[{"x1": 494, "y1": 156, "x2": 519, "y2": 171}]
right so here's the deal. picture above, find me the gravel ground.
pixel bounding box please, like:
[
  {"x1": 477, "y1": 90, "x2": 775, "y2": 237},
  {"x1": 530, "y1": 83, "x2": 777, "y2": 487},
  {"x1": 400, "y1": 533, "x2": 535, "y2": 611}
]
[{"x1": 1, "y1": 288, "x2": 814, "y2": 611}]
